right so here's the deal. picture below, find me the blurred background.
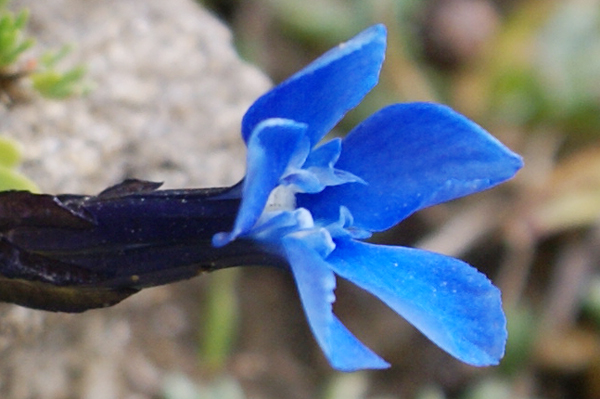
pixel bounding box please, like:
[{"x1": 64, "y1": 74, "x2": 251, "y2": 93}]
[{"x1": 2, "y1": 0, "x2": 600, "y2": 398}]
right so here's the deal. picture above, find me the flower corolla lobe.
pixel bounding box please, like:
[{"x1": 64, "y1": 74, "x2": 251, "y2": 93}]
[{"x1": 214, "y1": 24, "x2": 523, "y2": 371}]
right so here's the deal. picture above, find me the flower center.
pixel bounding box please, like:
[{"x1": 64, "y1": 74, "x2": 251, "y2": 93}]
[{"x1": 264, "y1": 184, "x2": 297, "y2": 212}]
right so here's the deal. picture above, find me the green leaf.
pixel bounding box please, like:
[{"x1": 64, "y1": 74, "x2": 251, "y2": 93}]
[
  {"x1": 31, "y1": 65, "x2": 88, "y2": 99},
  {"x1": 0, "y1": 7, "x2": 33, "y2": 68},
  {"x1": 0, "y1": 135, "x2": 22, "y2": 168},
  {"x1": 0, "y1": 164, "x2": 37, "y2": 192}
]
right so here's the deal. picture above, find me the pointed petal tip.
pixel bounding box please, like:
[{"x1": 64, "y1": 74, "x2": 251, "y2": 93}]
[
  {"x1": 241, "y1": 24, "x2": 388, "y2": 146},
  {"x1": 332, "y1": 357, "x2": 391, "y2": 372},
  {"x1": 332, "y1": 354, "x2": 391, "y2": 372},
  {"x1": 326, "y1": 318, "x2": 391, "y2": 372},
  {"x1": 451, "y1": 282, "x2": 508, "y2": 367},
  {"x1": 295, "y1": 23, "x2": 388, "y2": 78},
  {"x1": 460, "y1": 324, "x2": 507, "y2": 367},
  {"x1": 464, "y1": 348, "x2": 505, "y2": 367},
  {"x1": 509, "y1": 151, "x2": 524, "y2": 176},
  {"x1": 282, "y1": 234, "x2": 391, "y2": 372},
  {"x1": 351, "y1": 23, "x2": 387, "y2": 48}
]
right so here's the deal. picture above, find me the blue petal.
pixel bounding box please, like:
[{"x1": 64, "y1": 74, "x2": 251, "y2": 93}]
[
  {"x1": 282, "y1": 233, "x2": 390, "y2": 371},
  {"x1": 281, "y1": 169, "x2": 323, "y2": 193},
  {"x1": 327, "y1": 239, "x2": 507, "y2": 366},
  {"x1": 241, "y1": 25, "x2": 387, "y2": 147},
  {"x1": 213, "y1": 119, "x2": 307, "y2": 246},
  {"x1": 281, "y1": 138, "x2": 365, "y2": 194},
  {"x1": 246, "y1": 208, "x2": 316, "y2": 245},
  {"x1": 300, "y1": 102, "x2": 524, "y2": 232},
  {"x1": 325, "y1": 206, "x2": 372, "y2": 240},
  {"x1": 303, "y1": 138, "x2": 342, "y2": 168}
]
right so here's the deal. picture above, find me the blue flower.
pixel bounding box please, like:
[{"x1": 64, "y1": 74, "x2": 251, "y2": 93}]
[{"x1": 213, "y1": 25, "x2": 523, "y2": 371}]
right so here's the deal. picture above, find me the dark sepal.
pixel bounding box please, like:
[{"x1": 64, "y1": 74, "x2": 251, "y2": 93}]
[{"x1": 0, "y1": 179, "x2": 287, "y2": 312}]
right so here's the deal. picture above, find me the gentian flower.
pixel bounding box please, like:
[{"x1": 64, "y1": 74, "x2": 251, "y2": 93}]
[
  {"x1": 212, "y1": 24, "x2": 523, "y2": 371},
  {"x1": 0, "y1": 24, "x2": 521, "y2": 372}
]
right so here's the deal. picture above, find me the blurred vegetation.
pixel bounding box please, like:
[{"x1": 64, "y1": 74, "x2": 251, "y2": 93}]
[
  {"x1": 0, "y1": 1, "x2": 89, "y2": 103},
  {"x1": 31, "y1": 45, "x2": 89, "y2": 99},
  {"x1": 0, "y1": 0, "x2": 89, "y2": 193},
  {"x1": 191, "y1": 0, "x2": 600, "y2": 399},
  {"x1": 0, "y1": 0, "x2": 89, "y2": 103},
  {"x1": 0, "y1": 135, "x2": 36, "y2": 191}
]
